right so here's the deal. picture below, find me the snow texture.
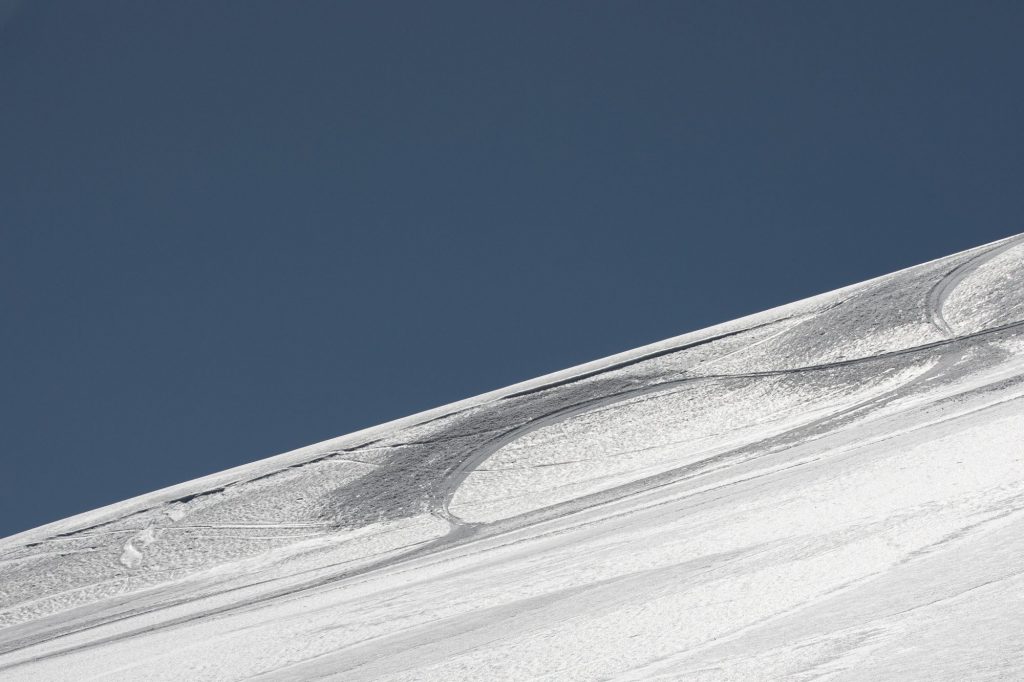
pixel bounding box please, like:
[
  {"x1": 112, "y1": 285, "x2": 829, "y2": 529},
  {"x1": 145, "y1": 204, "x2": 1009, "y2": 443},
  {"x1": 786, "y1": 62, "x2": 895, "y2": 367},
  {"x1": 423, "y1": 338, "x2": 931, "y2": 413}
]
[{"x1": 2, "y1": 234, "x2": 1024, "y2": 680}]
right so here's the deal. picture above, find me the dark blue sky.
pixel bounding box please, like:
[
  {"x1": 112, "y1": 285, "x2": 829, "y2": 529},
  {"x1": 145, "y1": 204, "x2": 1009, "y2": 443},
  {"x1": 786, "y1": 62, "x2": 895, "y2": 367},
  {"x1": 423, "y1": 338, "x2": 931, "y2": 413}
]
[{"x1": 2, "y1": 2, "x2": 1022, "y2": 537}]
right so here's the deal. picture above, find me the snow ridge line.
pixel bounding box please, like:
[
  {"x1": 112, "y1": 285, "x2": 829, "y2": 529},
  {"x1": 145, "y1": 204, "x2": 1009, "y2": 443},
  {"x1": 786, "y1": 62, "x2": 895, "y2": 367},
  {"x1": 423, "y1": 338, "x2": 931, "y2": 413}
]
[
  {"x1": 16, "y1": 316, "x2": 1024, "y2": 549},
  {"x1": 500, "y1": 319, "x2": 792, "y2": 400}
]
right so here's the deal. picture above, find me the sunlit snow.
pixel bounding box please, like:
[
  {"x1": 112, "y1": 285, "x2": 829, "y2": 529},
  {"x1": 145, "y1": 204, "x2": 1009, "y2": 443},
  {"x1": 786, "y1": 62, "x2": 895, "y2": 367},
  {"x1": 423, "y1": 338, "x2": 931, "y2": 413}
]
[{"x1": 2, "y1": 235, "x2": 1024, "y2": 680}]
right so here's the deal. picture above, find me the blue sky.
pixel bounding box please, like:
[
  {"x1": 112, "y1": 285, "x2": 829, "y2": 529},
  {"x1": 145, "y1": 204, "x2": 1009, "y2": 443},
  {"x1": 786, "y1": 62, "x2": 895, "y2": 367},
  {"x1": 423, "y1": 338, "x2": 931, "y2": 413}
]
[{"x1": 2, "y1": 2, "x2": 1022, "y2": 536}]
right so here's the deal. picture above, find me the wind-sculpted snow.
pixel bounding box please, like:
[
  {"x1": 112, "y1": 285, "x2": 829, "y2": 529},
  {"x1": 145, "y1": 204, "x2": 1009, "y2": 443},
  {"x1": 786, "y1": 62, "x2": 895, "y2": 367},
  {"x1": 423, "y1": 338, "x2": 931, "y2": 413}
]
[{"x1": 1, "y1": 234, "x2": 1024, "y2": 680}]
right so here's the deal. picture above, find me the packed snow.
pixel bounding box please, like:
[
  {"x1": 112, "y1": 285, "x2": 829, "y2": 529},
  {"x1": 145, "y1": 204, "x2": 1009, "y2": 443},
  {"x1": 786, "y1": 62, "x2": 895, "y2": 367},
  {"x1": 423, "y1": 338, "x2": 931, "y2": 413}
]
[{"x1": 1, "y1": 234, "x2": 1023, "y2": 680}]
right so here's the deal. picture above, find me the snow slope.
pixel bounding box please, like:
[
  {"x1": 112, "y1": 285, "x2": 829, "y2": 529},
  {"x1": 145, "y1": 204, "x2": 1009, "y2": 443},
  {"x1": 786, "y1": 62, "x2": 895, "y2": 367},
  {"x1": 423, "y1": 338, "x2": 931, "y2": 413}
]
[{"x1": 2, "y1": 234, "x2": 1024, "y2": 680}]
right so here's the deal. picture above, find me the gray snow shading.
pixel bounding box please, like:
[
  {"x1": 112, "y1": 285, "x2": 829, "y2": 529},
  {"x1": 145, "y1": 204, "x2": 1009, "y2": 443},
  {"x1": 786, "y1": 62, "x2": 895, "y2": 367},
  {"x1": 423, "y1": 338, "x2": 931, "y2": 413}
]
[{"x1": 1, "y1": 234, "x2": 1024, "y2": 680}]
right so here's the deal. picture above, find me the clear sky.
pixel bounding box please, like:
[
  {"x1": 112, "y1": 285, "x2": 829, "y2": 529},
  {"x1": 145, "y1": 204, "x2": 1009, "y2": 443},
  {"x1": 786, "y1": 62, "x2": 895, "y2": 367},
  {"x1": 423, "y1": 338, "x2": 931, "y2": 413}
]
[{"x1": 2, "y1": 2, "x2": 1022, "y2": 537}]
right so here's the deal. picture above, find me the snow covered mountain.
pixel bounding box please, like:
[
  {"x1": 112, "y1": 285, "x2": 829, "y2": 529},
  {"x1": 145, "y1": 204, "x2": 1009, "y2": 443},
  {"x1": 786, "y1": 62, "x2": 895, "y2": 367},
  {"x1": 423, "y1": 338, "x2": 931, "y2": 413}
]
[{"x1": 2, "y1": 234, "x2": 1024, "y2": 680}]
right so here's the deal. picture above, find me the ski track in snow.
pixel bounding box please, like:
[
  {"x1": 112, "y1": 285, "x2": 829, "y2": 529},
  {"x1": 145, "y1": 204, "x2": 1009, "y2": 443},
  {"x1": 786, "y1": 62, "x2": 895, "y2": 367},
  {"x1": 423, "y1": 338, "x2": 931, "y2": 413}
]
[
  {"x1": 926, "y1": 233, "x2": 1024, "y2": 337},
  {"x1": 2, "y1": 234, "x2": 1024, "y2": 680}
]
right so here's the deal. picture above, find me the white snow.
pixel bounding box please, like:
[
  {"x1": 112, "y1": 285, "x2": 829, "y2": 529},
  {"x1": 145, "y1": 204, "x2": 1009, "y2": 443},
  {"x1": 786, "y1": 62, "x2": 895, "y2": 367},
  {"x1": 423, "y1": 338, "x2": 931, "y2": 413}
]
[{"x1": 1, "y1": 234, "x2": 1023, "y2": 680}]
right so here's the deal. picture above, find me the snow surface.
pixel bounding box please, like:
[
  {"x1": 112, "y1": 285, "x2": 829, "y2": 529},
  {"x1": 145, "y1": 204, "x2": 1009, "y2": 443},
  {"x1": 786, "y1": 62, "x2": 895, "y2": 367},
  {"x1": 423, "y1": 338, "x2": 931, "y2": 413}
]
[{"x1": 2, "y1": 234, "x2": 1024, "y2": 680}]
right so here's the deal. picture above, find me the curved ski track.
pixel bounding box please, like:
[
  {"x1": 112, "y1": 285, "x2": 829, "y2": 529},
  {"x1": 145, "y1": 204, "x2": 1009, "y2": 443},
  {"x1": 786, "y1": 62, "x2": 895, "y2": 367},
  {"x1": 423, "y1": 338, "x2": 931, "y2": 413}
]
[{"x1": 927, "y1": 234, "x2": 1024, "y2": 337}]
